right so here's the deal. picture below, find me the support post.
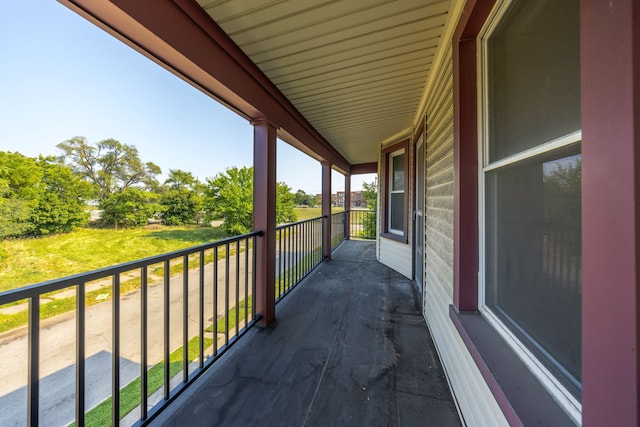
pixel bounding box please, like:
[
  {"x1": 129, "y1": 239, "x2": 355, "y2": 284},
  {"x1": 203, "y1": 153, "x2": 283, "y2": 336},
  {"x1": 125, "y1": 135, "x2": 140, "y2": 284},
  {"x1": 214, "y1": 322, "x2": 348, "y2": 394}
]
[
  {"x1": 252, "y1": 118, "x2": 277, "y2": 326},
  {"x1": 451, "y1": 0, "x2": 496, "y2": 312},
  {"x1": 322, "y1": 162, "x2": 332, "y2": 259},
  {"x1": 582, "y1": 0, "x2": 640, "y2": 424},
  {"x1": 345, "y1": 174, "x2": 351, "y2": 239}
]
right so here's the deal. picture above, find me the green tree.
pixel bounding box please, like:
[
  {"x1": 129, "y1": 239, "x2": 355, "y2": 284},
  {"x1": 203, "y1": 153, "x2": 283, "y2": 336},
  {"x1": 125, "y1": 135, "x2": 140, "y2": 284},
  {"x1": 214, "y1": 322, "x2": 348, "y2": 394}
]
[
  {"x1": 0, "y1": 184, "x2": 33, "y2": 239},
  {"x1": 205, "y1": 166, "x2": 253, "y2": 235},
  {"x1": 294, "y1": 189, "x2": 317, "y2": 207},
  {"x1": 0, "y1": 152, "x2": 93, "y2": 238},
  {"x1": 57, "y1": 136, "x2": 161, "y2": 202},
  {"x1": 361, "y1": 179, "x2": 378, "y2": 238},
  {"x1": 0, "y1": 152, "x2": 41, "y2": 238},
  {"x1": 276, "y1": 183, "x2": 297, "y2": 224},
  {"x1": 362, "y1": 179, "x2": 378, "y2": 211},
  {"x1": 204, "y1": 166, "x2": 298, "y2": 235},
  {"x1": 161, "y1": 189, "x2": 202, "y2": 225},
  {"x1": 164, "y1": 169, "x2": 198, "y2": 190},
  {"x1": 28, "y1": 156, "x2": 93, "y2": 235},
  {"x1": 100, "y1": 188, "x2": 157, "y2": 229},
  {"x1": 160, "y1": 169, "x2": 204, "y2": 226}
]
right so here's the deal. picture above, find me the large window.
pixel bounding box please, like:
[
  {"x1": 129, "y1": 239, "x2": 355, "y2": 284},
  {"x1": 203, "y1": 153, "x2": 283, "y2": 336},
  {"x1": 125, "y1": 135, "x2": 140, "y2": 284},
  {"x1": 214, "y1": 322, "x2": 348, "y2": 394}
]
[
  {"x1": 480, "y1": 0, "x2": 581, "y2": 410},
  {"x1": 382, "y1": 140, "x2": 408, "y2": 241}
]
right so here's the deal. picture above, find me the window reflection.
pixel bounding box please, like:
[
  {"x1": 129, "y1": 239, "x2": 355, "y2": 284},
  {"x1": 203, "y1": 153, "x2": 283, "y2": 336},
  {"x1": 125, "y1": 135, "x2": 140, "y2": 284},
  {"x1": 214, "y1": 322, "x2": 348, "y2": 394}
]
[{"x1": 486, "y1": 148, "x2": 582, "y2": 393}]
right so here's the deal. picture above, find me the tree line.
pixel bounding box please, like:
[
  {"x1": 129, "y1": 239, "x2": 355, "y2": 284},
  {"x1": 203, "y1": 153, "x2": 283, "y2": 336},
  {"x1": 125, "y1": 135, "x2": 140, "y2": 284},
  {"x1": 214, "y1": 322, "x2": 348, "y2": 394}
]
[{"x1": 0, "y1": 136, "x2": 318, "y2": 239}]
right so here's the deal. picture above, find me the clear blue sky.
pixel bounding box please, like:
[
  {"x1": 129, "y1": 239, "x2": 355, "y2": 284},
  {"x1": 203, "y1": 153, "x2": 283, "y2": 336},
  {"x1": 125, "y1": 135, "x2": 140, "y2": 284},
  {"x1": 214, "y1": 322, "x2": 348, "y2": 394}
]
[{"x1": 0, "y1": 2, "x2": 374, "y2": 195}]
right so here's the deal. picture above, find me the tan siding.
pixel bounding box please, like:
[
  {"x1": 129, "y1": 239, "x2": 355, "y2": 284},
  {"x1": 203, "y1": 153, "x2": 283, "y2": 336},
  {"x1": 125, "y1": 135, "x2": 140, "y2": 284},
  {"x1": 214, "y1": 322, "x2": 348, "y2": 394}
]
[
  {"x1": 425, "y1": 283, "x2": 508, "y2": 427},
  {"x1": 425, "y1": 47, "x2": 454, "y2": 300},
  {"x1": 379, "y1": 237, "x2": 412, "y2": 278},
  {"x1": 421, "y1": 33, "x2": 508, "y2": 425}
]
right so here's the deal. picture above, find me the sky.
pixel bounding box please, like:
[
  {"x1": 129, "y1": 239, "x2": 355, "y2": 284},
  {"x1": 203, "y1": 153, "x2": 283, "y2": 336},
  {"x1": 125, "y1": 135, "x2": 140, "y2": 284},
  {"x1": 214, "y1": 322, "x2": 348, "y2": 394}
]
[{"x1": 0, "y1": 2, "x2": 374, "y2": 195}]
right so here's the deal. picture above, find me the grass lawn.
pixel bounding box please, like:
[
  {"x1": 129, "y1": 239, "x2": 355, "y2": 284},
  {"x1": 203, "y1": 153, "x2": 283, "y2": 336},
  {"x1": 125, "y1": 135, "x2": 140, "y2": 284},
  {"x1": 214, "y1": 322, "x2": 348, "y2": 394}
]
[
  {"x1": 293, "y1": 207, "x2": 344, "y2": 221},
  {"x1": 0, "y1": 226, "x2": 227, "y2": 293},
  {"x1": 78, "y1": 298, "x2": 252, "y2": 426},
  {"x1": 76, "y1": 335, "x2": 214, "y2": 427}
]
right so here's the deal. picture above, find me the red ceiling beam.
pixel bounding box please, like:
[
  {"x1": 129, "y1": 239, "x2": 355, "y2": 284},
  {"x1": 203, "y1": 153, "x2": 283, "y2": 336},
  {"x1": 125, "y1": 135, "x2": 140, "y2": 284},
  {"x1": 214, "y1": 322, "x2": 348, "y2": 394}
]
[
  {"x1": 59, "y1": 0, "x2": 351, "y2": 173},
  {"x1": 350, "y1": 162, "x2": 378, "y2": 175}
]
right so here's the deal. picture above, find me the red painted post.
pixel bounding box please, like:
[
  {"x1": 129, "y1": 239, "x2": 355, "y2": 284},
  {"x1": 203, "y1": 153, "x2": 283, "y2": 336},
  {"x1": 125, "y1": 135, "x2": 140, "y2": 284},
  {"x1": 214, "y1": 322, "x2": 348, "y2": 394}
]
[
  {"x1": 345, "y1": 174, "x2": 351, "y2": 239},
  {"x1": 252, "y1": 118, "x2": 277, "y2": 326},
  {"x1": 322, "y1": 162, "x2": 332, "y2": 259},
  {"x1": 451, "y1": 0, "x2": 497, "y2": 313},
  {"x1": 581, "y1": 0, "x2": 640, "y2": 424}
]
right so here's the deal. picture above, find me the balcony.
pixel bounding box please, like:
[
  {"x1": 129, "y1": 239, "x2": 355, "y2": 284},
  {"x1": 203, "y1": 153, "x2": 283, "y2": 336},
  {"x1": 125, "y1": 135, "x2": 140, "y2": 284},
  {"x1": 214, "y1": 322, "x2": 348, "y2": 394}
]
[
  {"x1": 150, "y1": 239, "x2": 459, "y2": 426},
  {"x1": 0, "y1": 212, "x2": 459, "y2": 426}
]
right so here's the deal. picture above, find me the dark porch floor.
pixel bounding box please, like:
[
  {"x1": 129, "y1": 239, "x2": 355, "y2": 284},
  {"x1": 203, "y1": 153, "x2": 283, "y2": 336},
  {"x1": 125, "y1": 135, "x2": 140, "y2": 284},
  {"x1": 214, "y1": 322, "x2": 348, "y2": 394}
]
[{"x1": 150, "y1": 240, "x2": 461, "y2": 427}]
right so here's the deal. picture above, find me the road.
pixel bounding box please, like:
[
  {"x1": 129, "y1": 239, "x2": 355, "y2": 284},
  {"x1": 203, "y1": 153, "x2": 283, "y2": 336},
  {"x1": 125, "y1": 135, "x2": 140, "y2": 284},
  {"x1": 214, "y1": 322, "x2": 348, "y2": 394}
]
[{"x1": 0, "y1": 250, "x2": 254, "y2": 427}]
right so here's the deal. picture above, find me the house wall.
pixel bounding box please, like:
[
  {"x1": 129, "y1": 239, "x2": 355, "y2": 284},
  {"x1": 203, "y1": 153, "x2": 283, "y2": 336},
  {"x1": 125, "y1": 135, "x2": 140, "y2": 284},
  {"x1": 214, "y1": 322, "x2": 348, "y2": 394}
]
[
  {"x1": 379, "y1": 237, "x2": 412, "y2": 278},
  {"x1": 375, "y1": 2, "x2": 507, "y2": 422},
  {"x1": 421, "y1": 35, "x2": 508, "y2": 426},
  {"x1": 378, "y1": 137, "x2": 414, "y2": 279}
]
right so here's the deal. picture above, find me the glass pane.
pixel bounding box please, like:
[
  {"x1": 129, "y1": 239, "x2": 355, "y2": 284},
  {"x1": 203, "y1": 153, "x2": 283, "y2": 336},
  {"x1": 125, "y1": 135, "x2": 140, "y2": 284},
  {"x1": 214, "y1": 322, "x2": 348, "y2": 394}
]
[
  {"x1": 485, "y1": 146, "x2": 582, "y2": 395},
  {"x1": 489, "y1": 0, "x2": 580, "y2": 161},
  {"x1": 390, "y1": 192, "x2": 404, "y2": 232},
  {"x1": 392, "y1": 153, "x2": 405, "y2": 191}
]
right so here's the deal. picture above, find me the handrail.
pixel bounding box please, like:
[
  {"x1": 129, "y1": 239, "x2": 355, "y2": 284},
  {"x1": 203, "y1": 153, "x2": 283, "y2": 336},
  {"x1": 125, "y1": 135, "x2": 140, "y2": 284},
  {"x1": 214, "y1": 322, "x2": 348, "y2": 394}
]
[
  {"x1": 0, "y1": 211, "x2": 377, "y2": 425},
  {"x1": 0, "y1": 231, "x2": 262, "y2": 305},
  {"x1": 0, "y1": 230, "x2": 261, "y2": 427},
  {"x1": 275, "y1": 216, "x2": 324, "y2": 301}
]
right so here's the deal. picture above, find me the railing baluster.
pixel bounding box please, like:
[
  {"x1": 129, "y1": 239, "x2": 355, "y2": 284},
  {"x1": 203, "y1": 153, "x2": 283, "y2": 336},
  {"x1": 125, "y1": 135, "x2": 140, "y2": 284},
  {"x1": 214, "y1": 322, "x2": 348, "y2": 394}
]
[
  {"x1": 182, "y1": 255, "x2": 188, "y2": 383},
  {"x1": 244, "y1": 238, "x2": 249, "y2": 329},
  {"x1": 199, "y1": 250, "x2": 205, "y2": 369},
  {"x1": 163, "y1": 260, "x2": 170, "y2": 401},
  {"x1": 252, "y1": 235, "x2": 257, "y2": 320},
  {"x1": 308, "y1": 221, "x2": 311, "y2": 268},
  {"x1": 305, "y1": 221, "x2": 313, "y2": 270},
  {"x1": 213, "y1": 246, "x2": 218, "y2": 355},
  {"x1": 235, "y1": 239, "x2": 240, "y2": 337},
  {"x1": 141, "y1": 266, "x2": 148, "y2": 421},
  {"x1": 224, "y1": 243, "x2": 230, "y2": 347},
  {"x1": 278, "y1": 228, "x2": 282, "y2": 299},
  {"x1": 28, "y1": 296, "x2": 39, "y2": 427},
  {"x1": 322, "y1": 215, "x2": 326, "y2": 260},
  {"x1": 312, "y1": 220, "x2": 316, "y2": 267},
  {"x1": 0, "y1": 230, "x2": 270, "y2": 427},
  {"x1": 76, "y1": 282, "x2": 86, "y2": 427},
  {"x1": 288, "y1": 224, "x2": 292, "y2": 291},
  {"x1": 313, "y1": 219, "x2": 317, "y2": 266},
  {"x1": 292, "y1": 224, "x2": 300, "y2": 285},
  {"x1": 113, "y1": 274, "x2": 120, "y2": 423}
]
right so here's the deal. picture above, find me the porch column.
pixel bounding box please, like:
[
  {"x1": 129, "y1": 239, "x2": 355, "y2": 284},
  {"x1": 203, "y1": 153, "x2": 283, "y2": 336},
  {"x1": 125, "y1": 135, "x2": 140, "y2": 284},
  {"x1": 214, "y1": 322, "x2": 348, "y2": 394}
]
[
  {"x1": 344, "y1": 174, "x2": 351, "y2": 239},
  {"x1": 252, "y1": 118, "x2": 277, "y2": 326},
  {"x1": 582, "y1": 0, "x2": 640, "y2": 425},
  {"x1": 452, "y1": 29, "x2": 480, "y2": 312},
  {"x1": 322, "y1": 162, "x2": 332, "y2": 259}
]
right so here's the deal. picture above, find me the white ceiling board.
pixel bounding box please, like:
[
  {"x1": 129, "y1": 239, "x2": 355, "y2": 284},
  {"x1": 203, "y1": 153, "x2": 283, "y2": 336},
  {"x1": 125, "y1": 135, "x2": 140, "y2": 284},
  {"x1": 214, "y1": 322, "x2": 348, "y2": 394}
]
[{"x1": 197, "y1": 0, "x2": 452, "y2": 165}]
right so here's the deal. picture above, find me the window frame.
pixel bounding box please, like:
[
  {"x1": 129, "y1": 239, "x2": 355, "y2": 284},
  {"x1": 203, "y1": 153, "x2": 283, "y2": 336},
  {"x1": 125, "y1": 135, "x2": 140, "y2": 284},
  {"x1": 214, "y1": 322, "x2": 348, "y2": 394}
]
[
  {"x1": 476, "y1": 0, "x2": 582, "y2": 420},
  {"x1": 381, "y1": 139, "x2": 409, "y2": 242}
]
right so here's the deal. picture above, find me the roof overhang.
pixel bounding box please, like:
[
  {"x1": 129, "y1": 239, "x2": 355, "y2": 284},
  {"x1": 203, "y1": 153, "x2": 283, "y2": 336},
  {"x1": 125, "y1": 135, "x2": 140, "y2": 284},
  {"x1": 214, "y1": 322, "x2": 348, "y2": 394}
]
[{"x1": 59, "y1": 0, "x2": 455, "y2": 173}]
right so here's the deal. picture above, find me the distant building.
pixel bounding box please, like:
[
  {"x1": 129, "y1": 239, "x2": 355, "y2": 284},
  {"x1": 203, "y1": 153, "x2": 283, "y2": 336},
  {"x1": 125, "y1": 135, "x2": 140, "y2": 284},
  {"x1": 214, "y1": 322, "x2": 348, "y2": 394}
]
[{"x1": 318, "y1": 191, "x2": 367, "y2": 208}]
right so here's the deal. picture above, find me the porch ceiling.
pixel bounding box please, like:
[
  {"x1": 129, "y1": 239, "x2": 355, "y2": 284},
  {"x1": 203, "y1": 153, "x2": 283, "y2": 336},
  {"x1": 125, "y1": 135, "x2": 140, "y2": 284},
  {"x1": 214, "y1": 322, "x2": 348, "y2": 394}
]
[{"x1": 196, "y1": 0, "x2": 451, "y2": 165}]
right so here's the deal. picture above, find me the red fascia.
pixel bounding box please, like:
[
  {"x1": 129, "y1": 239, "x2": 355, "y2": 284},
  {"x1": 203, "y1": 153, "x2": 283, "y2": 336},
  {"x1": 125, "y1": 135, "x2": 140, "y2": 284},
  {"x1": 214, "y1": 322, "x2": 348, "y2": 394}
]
[{"x1": 60, "y1": 0, "x2": 350, "y2": 173}]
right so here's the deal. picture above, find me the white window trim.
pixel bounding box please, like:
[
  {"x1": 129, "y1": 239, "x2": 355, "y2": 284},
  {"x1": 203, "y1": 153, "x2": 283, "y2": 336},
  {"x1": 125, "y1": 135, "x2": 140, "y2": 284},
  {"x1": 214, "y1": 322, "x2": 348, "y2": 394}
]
[
  {"x1": 476, "y1": 0, "x2": 582, "y2": 423},
  {"x1": 388, "y1": 148, "x2": 405, "y2": 236}
]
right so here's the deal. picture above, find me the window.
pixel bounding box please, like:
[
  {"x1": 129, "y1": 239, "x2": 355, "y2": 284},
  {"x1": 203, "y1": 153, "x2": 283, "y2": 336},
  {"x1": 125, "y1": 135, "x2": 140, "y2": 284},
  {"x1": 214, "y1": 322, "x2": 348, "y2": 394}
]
[
  {"x1": 479, "y1": 0, "x2": 581, "y2": 411},
  {"x1": 382, "y1": 140, "x2": 408, "y2": 241}
]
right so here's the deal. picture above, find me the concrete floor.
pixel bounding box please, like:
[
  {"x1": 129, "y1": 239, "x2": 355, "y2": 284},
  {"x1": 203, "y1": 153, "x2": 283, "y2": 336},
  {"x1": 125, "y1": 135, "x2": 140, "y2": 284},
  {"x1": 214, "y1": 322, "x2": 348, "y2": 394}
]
[{"x1": 150, "y1": 240, "x2": 461, "y2": 427}]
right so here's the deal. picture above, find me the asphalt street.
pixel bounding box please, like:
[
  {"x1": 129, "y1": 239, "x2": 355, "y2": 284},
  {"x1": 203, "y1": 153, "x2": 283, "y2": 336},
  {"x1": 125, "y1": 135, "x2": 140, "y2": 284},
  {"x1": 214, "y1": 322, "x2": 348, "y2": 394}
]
[{"x1": 0, "y1": 251, "x2": 254, "y2": 427}]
